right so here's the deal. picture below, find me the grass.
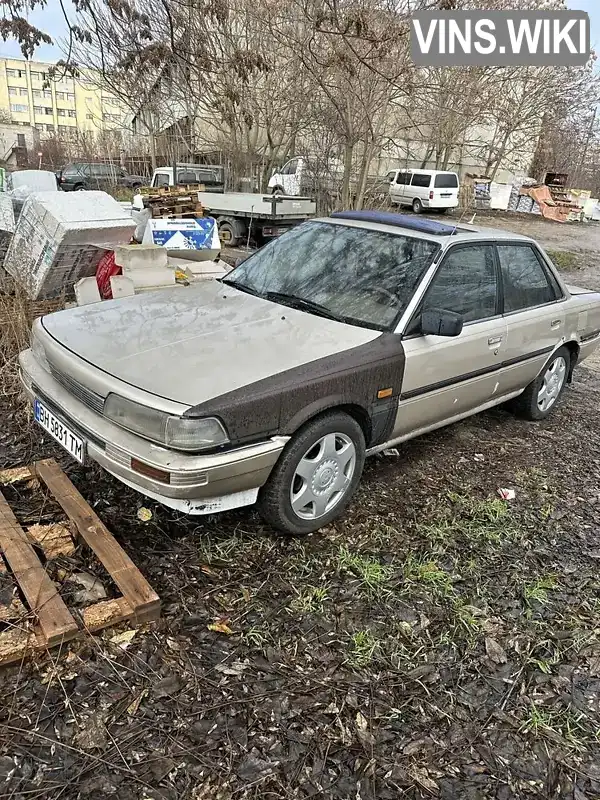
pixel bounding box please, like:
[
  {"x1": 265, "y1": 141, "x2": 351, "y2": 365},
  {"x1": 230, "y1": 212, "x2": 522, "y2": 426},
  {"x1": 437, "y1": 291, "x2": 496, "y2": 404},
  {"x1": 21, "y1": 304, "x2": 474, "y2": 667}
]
[
  {"x1": 337, "y1": 545, "x2": 393, "y2": 594},
  {"x1": 518, "y1": 703, "x2": 592, "y2": 750},
  {"x1": 403, "y1": 554, "x2": 453, "y2": 595},
  {"x1": 418, "y1": 493, "x2": 515, "y2": 548},
  {"x1": 347, "y1": 630, "x2": 380, "y2": 667},
  {"x1": 546, "y1": 249, "x2": 580, "y2": 270},
  {"x1": 290, "y1": 585, "x2": 328, "y2": 614},
  {"x1": 523, "y1": 575, "x2": 558, "y2": 605}
]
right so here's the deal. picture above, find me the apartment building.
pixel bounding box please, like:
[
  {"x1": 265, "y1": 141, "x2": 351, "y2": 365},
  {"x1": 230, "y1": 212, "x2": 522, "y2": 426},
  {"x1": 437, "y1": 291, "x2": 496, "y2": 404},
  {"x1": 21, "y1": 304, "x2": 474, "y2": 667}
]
[{"x1": 0, "y1": 57, "x2": 129, "y2": 138}]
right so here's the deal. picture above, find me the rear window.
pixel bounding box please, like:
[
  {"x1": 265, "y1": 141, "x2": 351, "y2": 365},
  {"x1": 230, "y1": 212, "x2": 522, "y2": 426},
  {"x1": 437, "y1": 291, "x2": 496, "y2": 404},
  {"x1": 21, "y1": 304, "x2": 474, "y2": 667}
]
[
  {"x1": 434, "y1": 173, "x2": 459, "y2": 189},
  {"x1": 411, "y1": 173, "x2": 432, "y2": 188}
]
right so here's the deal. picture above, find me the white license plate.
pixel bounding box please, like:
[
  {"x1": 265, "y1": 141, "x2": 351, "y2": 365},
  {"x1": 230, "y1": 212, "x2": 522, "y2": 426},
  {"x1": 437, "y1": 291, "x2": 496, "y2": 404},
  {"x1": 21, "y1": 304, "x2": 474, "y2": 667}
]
[{"x1": 34, "y1": 399, "x2": 85, "y2": 464}]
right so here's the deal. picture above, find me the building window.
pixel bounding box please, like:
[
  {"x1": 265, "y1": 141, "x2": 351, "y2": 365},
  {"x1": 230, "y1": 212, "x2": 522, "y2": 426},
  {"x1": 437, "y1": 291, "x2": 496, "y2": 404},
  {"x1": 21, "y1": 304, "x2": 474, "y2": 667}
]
[
  {"x1": 19, "y1": 87, "x2": 28, "y2": 96},
  {"x1": 86, "y1": 113, "x2": 94, "y2": 120},
  {"x1": 66, "y1": 92, "x2": 75, "y2": 101},
  {"x1": 55, "y1": 91, "x2": 65, "y2": 101},
  {"x1": 10, "y1": 104, "x2": 28, "y2": 113},
  {"x1": 68, "y1": 109, "x2": 76, "y2": 118},
  {"x1": 42, "y1": 90, "x2": 52, "y2": 99},
  {"x1": 33, "y1": 106, "x2": 43, "y2": 115},
  {"x1": 35, "y1": 124, "x2": 44, "y2": 132},
  {"x1": 44, "y1": 107, "x2": 53, "y2": 115},
  {"x1": 8, "y1": 87, "x2": 17, "y2": 96},
  {"x1": 17, "y1": 133, "x2": 26, "y2": 147},
  {"x1": 32, "y1": 89, "x2": 41, "y2": 98},
  {"x1": 57, "y1": 108, "x2": 66, "y2": 116},
  {"x1": 46, "y1": 124, "x2": 54, "y2": 132},
  {"x1": 6, "y1": 68, "x2": 25, "y2": 78}
]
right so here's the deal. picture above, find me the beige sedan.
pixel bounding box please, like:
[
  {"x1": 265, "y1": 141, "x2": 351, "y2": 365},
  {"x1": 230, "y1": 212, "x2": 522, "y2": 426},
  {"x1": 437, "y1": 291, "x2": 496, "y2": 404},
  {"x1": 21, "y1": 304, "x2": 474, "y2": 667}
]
[{"x1": 20, "y1": 211, "x2": 600, "y2": 534}]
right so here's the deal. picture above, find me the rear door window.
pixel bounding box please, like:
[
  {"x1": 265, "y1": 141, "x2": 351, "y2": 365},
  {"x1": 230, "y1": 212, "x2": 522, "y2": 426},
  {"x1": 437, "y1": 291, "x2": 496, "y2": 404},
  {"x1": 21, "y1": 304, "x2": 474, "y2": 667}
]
[
  {"x1": 410, "y1": 173, "x2": 432, "y2": 188},
  {"x1": 434, "y1": 173, "x2": 459, "y2": 188},
  {"x1": 177, "y1": 170, "x2": 197, "y2": 184},
  {"x1": 497, "y1": 244, "x2": 561, "y2": 312}
]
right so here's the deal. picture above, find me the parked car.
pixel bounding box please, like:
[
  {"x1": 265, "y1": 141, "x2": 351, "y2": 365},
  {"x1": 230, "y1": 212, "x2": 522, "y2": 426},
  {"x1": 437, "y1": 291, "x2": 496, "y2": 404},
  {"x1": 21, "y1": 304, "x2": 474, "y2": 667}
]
[
  {"x1": 388, "y1": 168, "x2": 460, "y2": 213},
  {"x1": 20, "y1": 211, "x2": 600, "y2": 534},
  {"x1": 150, "y1": 164, "x2": 225, "y2": 192},
  {"x1": 57, "y1": 163, "x2": 146, "y2": 192},
  {"x1": 268, "y1": 155, "x2": 383, "y2": 199}
]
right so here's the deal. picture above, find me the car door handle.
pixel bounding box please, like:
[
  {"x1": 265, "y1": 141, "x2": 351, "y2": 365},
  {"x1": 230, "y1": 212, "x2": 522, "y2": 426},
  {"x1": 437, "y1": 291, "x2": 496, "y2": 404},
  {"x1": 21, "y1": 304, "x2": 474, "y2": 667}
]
[
  {"x1": 551, "y1": 319, "x2": 561, "y2": 329},
  {"x1": 488, "y1": 336, "x2": 503, "y2": 346}
]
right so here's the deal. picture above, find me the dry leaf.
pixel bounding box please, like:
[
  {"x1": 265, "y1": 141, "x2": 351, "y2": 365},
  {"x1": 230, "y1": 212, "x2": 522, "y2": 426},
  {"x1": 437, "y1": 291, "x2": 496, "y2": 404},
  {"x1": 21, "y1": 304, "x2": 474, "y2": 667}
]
[
  {"x1": 137, "y1": 507, "x2": 153, "y2": 522},
  {"x1": 208, "y1": 619, "x2": 234, "y2": 635},
  {"x1": 355, "y1": 711, "x2": 368, "y2": 731},
  {"x1": 485, "y1": 637, "x2": 507, "y2": 664},
  {"x1": 410, "y1": 767, "x2": 438, "y2": 793},
  {"x1": 110, "y1": 629, "x2": 137, "y2": 649},
  {"x1": 127, "y1": 689, "x2": 148, "y2": 716}
]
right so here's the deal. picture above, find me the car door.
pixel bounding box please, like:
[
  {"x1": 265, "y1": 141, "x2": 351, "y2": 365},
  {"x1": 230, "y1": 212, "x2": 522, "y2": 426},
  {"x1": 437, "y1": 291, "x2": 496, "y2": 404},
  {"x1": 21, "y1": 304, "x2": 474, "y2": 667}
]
[
  {"x1": 409, "y1": 172, "x2": 431, "y2": 205},
  {"x1": 392, "y1": 243, "x2": 507, "y2": 438},
  {"x1": 391, "y1": 171, "x2": 408, "y2": 204},
  {"x1": 496, "y1": 243, "x2": 566, "y2": 394}
]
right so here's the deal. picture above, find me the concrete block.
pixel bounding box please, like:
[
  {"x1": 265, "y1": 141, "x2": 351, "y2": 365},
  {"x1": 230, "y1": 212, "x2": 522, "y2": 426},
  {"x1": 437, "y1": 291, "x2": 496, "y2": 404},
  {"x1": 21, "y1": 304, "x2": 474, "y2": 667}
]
[
  {"x1": 121, "y1": 264, "x2": 175, "y2": 289},
  {"x1": 114, "y1": 243, "x2": 168, "y2": 270},
  {"x1": 75, "y1": 277, "x2": 101, "y2": 306},
  {"x1": 110, "y1": 275, "x2": 135, "y2": 298}
]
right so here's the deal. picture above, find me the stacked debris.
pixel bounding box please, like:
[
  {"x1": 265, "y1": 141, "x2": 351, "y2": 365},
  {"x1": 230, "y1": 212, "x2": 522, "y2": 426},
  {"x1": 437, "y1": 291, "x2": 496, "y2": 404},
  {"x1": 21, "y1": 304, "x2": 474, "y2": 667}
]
[{"x1": 4, "y1": 191, "x2": 135, "y2": 300}]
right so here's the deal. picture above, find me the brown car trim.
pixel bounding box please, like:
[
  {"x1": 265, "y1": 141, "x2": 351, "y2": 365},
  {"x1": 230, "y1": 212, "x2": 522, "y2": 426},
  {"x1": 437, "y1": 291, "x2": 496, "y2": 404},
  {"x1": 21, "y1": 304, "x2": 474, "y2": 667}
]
[
  {"x1": 185, "y1": 334, "x2": 406, "y2": 447},
  {"x1": 400, "y1": 346, "x2": 554, "y2": 401},
  {"x1": 580, "y1": 328, "x2": 600, "y2": 343}
]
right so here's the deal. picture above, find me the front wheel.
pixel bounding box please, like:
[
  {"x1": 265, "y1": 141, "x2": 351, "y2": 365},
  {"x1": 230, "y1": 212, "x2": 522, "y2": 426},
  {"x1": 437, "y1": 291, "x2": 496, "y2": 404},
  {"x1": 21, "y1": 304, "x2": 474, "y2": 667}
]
[
  {"x1": 257, "y1": 411, "x2": 366, "y2": 534},
  {"x1": 512, "y1": 346, "x2": 570, "y2": 421}
]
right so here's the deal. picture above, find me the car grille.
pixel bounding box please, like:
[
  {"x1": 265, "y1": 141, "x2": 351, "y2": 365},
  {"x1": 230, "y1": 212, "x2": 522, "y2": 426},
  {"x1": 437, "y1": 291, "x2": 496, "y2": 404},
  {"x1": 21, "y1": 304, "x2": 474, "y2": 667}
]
[{"x1": 48, "y1": 362, "x2": 105, "y2": 415}]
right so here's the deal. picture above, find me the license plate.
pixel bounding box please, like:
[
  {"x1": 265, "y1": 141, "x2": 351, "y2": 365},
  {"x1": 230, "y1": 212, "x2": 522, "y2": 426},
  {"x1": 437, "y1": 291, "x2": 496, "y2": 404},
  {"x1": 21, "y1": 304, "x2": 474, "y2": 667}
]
[{"x1": 33, "y1": 399, "x2": 85, "y2": 464}]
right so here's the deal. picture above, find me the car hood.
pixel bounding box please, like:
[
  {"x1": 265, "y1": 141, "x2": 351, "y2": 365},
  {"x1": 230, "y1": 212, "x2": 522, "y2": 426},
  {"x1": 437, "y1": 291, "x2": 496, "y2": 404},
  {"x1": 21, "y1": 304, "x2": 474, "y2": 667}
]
[{"x1": 41, "y1": 281, "x2": 379, "y2": 406}]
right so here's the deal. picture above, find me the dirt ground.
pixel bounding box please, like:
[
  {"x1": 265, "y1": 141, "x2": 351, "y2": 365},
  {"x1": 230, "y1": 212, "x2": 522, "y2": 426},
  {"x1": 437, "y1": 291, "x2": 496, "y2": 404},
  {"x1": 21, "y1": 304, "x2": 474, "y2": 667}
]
[{"x1": 1, "y1": 214, "x2": 600, "y2": 799}]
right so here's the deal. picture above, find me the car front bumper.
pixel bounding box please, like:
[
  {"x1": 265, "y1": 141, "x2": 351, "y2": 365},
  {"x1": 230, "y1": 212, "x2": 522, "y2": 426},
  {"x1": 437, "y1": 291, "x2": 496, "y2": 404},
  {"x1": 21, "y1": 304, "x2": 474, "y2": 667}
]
[{"x1": 19, "y1": 349, "x2": 288, "y2": 514}]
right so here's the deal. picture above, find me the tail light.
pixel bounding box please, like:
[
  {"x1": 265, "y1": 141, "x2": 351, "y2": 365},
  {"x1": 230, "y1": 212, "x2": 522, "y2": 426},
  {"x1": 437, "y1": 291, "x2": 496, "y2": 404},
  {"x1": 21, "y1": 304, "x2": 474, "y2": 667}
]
[{"x1": 429, "y1": 190, "x2": 434, "y2": 200}]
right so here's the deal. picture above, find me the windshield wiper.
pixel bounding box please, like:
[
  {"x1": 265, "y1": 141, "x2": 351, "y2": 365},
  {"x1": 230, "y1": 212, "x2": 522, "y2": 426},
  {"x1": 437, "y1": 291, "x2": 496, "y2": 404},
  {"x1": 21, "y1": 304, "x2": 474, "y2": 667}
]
[
  {"x1": 263, "y1": 292, "x2": 344, "y2": 322},
  {"x1": 219, "y1": 277, "x2": 264, "y2": 298}
]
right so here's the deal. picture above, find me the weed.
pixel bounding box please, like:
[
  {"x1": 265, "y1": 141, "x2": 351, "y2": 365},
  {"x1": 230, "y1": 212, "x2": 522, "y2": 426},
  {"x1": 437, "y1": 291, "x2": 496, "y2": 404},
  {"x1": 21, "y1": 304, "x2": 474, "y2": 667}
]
[
  {"x1": 337, "y1": 546, "x2": 393, "y2": 594},
  {"x1": 347, "y1": 630, "x2": 379, "y2": 667},
  {"x1": 546, "y1": 250, "x2": 580, "y2": 271},
  {"x1": 452, "y1": 599, "x2": 482, "y2": 637},
  {"x1": 418, "y1": 493, "x2": 515, "y2": 548},
  {"x1": 290, "y1": 585, "x2": 328, "y2": 614},
  {"x1": 243, "y1": 627, "x2": 269, "y2": 649}
]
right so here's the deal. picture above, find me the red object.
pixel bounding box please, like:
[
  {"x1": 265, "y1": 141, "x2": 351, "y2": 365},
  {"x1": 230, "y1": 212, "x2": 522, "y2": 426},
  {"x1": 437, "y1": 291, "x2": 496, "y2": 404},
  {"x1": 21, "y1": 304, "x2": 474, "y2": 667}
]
[
  {"x1": 96, "y1": 251, "x2": 121, "y2": 300},
  {"x1": 429, "y1": 190, "x2": 434, "y2": 200}
]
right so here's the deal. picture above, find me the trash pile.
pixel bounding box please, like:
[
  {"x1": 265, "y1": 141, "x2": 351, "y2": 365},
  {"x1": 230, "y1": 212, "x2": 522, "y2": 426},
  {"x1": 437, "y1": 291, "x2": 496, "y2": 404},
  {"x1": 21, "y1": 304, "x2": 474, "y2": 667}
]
[
  {"x1": 465, "y1": 171, "x2": 596, "y2": 223},
  {"x1": 0, "y1": 176, "x2": 231, "y2": 304}
]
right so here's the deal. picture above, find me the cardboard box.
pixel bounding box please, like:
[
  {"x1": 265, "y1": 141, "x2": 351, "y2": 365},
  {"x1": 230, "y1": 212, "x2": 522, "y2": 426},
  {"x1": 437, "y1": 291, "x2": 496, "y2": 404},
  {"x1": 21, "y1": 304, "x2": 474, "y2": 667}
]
[
  {"x1": 4, "y1": 191, "x2": 135, "y2": 299},
  {"x1": 142, "y1": 217, "x2": 220, "y2": 261}
]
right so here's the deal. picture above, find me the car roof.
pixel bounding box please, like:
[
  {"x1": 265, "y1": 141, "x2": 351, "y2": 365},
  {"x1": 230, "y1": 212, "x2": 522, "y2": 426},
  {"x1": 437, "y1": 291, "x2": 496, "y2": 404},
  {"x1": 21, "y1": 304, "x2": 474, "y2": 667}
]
[{"x1": 322, "y1": 212, "x2": 536, "y2": 245}]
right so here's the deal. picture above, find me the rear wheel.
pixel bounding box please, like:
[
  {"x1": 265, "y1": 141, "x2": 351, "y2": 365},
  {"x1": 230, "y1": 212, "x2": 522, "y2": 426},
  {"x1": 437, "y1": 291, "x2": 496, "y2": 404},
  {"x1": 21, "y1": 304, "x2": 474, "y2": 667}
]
[
  {"x1": 218, "y1": 221, "x2": 239, "y2": 247},
  {"x1": 512, "y1": 346, "x2": 570, "y2": 420},
  {"x1": 271, "y1": 186, "x2": 284, "y2": 197},
  {"x1": 412, "y1": 198, "x2": 423, "y2": 213},
  {"x1": 257, "y1": 411, "x2": 366, "y2": 535}
]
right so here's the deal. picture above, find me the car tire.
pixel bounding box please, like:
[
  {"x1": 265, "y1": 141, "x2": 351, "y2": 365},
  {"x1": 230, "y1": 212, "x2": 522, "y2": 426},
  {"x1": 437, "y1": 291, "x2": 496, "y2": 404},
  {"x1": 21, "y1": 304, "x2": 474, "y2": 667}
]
[
  {"x1": 412, "y1": 198, "x2": 423, "y2": 213},
  {"x1": 218, "y1": 221, "x2": 239, "y2": 247},
  {"x1": 512, "y1": 346, "x2": 570, "y2": 421},
  {"x1": 257, "y1": 411, "x2": 366, "y2": 535},
  {"x1": 271, "y1": 186, "x2": 285, "y2": 196},
  {"x1": 74, "y1": 184, "x2": 86, "y2": 191}
]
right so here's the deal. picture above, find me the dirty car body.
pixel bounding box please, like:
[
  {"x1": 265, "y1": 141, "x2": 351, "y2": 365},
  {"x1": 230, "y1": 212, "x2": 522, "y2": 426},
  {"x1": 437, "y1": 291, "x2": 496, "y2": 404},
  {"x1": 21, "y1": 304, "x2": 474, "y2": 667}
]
[{"x1": 20, "y1": 211, "x2": 600, "y2": 534}]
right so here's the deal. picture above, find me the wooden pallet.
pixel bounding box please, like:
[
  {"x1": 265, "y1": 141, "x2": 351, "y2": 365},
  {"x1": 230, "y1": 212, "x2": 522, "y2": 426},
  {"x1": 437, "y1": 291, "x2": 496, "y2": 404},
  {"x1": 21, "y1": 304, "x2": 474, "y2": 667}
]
[
  {"x1": 0, "y1": 459, "x2": 160, "y2": 666},
  {"x1": 150, "y1": 203, "x2": 204, "y2": 219},
  {"x1": 139, "y1": 184, "x2": 204, "y2": 198}
]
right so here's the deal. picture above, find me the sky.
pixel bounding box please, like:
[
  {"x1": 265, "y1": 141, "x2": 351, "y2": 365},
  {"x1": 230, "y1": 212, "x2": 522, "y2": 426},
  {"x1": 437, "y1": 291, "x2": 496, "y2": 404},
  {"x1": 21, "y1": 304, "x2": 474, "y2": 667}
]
[{"x1": 0, "y1": 0, "x2": 598, "y2": 63}]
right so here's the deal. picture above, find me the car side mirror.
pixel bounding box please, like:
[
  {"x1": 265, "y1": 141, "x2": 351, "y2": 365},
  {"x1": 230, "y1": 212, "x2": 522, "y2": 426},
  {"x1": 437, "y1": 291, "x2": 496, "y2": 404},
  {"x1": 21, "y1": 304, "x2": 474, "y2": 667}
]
[{"x1": 420, "y1": 308, "x2": 463, "y2": 337}]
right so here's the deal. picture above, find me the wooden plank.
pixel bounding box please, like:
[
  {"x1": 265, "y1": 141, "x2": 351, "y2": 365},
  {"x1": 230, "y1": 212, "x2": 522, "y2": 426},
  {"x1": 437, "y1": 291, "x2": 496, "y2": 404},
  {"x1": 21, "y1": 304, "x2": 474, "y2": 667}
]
[
  {"x1": 0, "y1": 553, "x2": 26, "y2": 623},
  {"x1": 81, "y1": 597, "x2": 133, "y2": 633},
  {"x1": 0, "y1": 490, "x2": 79, "y2": 646},
  {"x1": 0, "y1": 627, "x2": 39, "y2": 666},
  {"x1": 33, "y1": 460, "x2": 160, "y2": 623}
]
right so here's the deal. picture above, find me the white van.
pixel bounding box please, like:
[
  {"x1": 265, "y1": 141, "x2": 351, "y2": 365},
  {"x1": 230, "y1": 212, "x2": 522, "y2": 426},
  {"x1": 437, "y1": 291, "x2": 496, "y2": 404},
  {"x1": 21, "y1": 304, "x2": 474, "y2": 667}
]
[{"x1": 388, "y1": 169, "x2": 459, "y2": 213}]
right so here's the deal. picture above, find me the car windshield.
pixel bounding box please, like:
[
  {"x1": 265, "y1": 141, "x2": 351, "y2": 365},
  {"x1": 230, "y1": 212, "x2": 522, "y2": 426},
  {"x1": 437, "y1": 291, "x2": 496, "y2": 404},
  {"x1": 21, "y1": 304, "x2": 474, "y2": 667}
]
[{"x1": 224, "y1": 221, "x2": 439, "y2": 331}]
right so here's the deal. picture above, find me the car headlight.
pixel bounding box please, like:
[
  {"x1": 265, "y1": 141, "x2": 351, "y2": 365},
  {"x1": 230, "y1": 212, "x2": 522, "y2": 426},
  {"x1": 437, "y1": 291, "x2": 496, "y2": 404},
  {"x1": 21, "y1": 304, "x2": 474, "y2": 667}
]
[
  {"x1": 103, "y1": 394, "x2": 229, "y2": 451},
  {"x1": 30, "y1": 331, "x2": 50, "y2": 372}
]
